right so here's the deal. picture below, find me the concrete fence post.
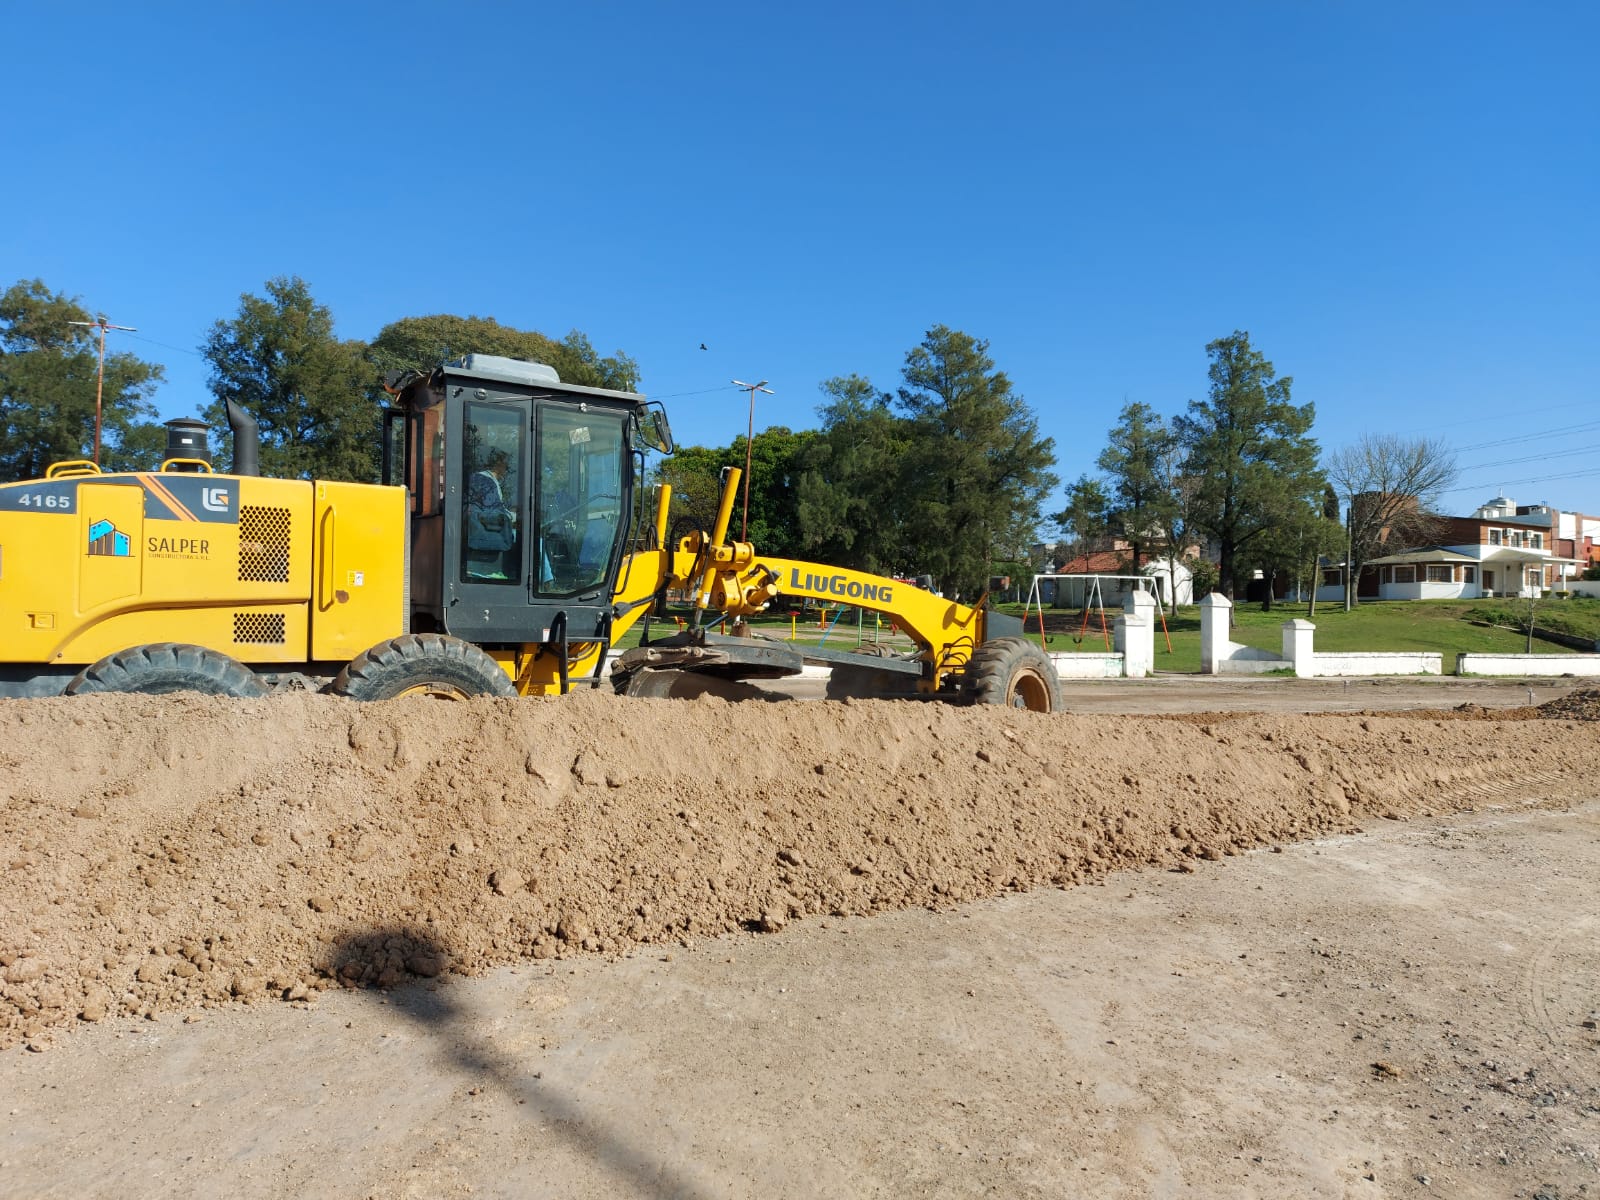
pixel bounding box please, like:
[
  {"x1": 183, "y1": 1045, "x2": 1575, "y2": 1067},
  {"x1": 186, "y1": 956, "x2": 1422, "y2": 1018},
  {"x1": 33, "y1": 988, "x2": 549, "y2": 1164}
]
[
  {"x1": 1282, "y1": 618, "x2": 1316, "y2": 678},
  {"x1": 1118, "y1": 613, "x2": 1153, "y2": 678},
  {"x1": 1199, "y1": 593, "x2": 1232, "y2": 675},
  {"x1": 1118, "y1": 590, "x2": 1156, "y2": 678}
]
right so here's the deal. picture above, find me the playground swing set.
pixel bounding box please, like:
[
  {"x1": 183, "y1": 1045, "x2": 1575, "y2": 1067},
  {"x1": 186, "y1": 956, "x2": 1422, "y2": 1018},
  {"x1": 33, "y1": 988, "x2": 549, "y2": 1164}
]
[{"x1": 1021, "y1": 573, "x2": 1174, "y2": 655}]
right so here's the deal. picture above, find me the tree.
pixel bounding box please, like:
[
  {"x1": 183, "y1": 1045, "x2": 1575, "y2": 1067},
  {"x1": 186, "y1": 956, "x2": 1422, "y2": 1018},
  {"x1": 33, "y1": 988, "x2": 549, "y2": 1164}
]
[
  {"x1": 368, "y1": 315, "x2": 638, "y2": 393},
  {"x1": 1176, "y1": 332, "x2": 1325, "y2": 600},
  {"x1": 733, "y1": 425, "x2": 817, "y2": 558},
  {"x1": 661, "y1": 427, "x2": 818, "y2": 559},
  {"x1": 1152, "y1": 436, "x2": 1205, "y2": 606},
  {"x1": 1248, "y1": 501, "x2": 1344, "y2": 613},
  {"x1": 895, "y1": 326, "x2": 1058, "y2": 598},
  {"x1": 1324, "y1": 433, "x2": 1458, "y2": 611},
  {"x1": 1303, "y1": 484, "x2": 1344, "y2": 618},
  {"x1": 658, "y1": 423, "x2": 818, "y2": 562},
  {"x1": 1097, "y1": 401, "x2": 1178, "y2": 576},
  {"x1": 202, "y1": 277, "x2": 375, "y2": 481},
  {"x1": 1054, "y1": 475, "x2": 1111, "y2": 565},
  {"x1": 0, "y1": 279, "x2": 165, "y2": 480},
  {"x1": 658, "y1": 444, "x2": 726, "y2": 537},
  {"x1": 795, "y1": 375, "x2": 912, "y2": 574}
]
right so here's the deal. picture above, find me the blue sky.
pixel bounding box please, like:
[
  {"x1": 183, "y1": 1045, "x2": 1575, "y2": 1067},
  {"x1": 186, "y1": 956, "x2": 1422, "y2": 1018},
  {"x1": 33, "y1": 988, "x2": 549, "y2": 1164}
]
[{"x1": 5, "y1": 2, "x2": 1595, "y2": 517}]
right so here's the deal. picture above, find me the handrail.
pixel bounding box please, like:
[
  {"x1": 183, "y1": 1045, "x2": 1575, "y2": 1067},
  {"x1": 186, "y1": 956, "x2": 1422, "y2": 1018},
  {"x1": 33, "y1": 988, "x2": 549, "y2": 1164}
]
[
  {"x1": 45, "y1": 460, "x2": 102, "y2": 479},
  {"x1": 159, "y1": 457, "x2": 214, "y2": 473}
]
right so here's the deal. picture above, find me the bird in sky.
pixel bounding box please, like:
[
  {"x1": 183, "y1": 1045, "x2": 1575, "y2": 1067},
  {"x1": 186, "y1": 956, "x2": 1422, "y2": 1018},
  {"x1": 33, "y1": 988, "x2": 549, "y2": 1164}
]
[{"x1": 699, "y1": 343, "x2": 708, "y2": 350}]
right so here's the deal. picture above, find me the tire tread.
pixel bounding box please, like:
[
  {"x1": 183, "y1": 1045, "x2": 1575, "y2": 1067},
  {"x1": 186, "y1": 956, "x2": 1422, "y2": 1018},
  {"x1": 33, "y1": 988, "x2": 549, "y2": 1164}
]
[
  {"x1": 331, "y1": 634, "x2": 516, "y2": 701},
  {"x1": 961, "y1": 636, "x2": 1062, "y2": 712},
  {"x1": 66, "y1": 643, "x2": 267, "y2": 697}
]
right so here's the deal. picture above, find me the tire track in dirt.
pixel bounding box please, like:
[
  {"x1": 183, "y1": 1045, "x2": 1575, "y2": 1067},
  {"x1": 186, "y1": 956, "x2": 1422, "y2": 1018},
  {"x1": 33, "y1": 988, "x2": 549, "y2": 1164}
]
[{"x1": 1523, "y1": 914, "x2": 1598, "y2": 1053}]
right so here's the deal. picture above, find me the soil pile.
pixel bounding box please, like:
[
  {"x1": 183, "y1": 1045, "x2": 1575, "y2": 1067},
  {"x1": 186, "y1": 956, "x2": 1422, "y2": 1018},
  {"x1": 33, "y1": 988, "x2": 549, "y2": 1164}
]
[
  {"x1": 1536, "y1": 687, "x2": 1600, "y2": 721},
  {"x1": 3, "y1": 691, "x2": 1596, "y2": 1050}
]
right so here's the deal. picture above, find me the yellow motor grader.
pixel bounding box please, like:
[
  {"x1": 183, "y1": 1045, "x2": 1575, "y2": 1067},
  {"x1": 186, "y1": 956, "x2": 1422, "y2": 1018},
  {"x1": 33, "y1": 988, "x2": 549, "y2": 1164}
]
[{"x1": 0, "y1": 354, "x2": 1059, "y2": 710}]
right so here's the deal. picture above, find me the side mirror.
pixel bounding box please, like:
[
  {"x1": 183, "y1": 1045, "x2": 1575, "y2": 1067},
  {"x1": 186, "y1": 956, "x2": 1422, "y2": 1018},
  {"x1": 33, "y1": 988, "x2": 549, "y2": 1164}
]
[{"x1": 636, "y1": 403, "x2": 674, "y2": 455}]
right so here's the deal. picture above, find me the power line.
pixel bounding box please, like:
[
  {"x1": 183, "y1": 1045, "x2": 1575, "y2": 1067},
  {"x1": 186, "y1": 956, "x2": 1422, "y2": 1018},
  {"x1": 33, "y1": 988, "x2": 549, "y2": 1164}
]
[
  {"x1": 1397, "y1": 398, "x2": 1596, "y2": 439},
  {"x1": 119, "y1": 330, "x2": 207, "y2": 359},
  {"x1": 1448, "y1": 418, "x2": 1600, "y2": 454},
  {"x1": 644, "y1": 384, "x2": 743, "y2": 400},
  {"x1": 1442, "y1": 464, "x2": 1600, "y2": 496},
  {"x1": 1458, "y1": 441, "x2": 1600, "y2": 473}
]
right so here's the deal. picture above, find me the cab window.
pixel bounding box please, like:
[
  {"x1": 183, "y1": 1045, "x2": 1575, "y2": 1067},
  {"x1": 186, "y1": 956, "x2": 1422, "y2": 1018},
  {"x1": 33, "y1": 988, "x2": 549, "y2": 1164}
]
[
  {"x1": 461, "y1": 403, "x2": 525, "y2": 584},
  {"x1": 415, "y1": 404, "x2": 444, "y2": 517},
  {"x1": 537, "y1": 408, "x2": 626, "y2": 597}
]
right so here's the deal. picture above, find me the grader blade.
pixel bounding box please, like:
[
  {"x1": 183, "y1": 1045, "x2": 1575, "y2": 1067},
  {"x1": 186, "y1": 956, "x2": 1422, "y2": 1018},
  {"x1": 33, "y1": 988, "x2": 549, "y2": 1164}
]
[
  {"x1": 617, "y1": 667, "x2": 785, "y2": 702},
  {"x1": 612, "y1": 630, "x2": 805, "y2": 701}
]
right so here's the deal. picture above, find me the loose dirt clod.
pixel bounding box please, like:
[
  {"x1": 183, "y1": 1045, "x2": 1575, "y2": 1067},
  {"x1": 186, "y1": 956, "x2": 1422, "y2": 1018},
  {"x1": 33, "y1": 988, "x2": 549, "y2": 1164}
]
[{"x1": 1, "y1": 690, "x2": 1596, "y2": 1049}]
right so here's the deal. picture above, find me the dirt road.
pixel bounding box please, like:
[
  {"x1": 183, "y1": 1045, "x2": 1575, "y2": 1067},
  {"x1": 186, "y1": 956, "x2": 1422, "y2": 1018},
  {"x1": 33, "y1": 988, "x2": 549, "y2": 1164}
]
[
  {"x1": 1, "y1": 681, "x2": 1597, "y2": 1197},
  {"x1": 3, "y1": 800, "x2": 1595, "y2": 1198},
  {"x1": 1056, "y1": 674, "x2": 1575, "y2": 714}
]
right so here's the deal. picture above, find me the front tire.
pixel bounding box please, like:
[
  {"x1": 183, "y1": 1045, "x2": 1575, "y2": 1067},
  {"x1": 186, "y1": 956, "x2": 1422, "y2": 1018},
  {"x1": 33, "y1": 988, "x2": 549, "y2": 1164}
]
[
  {"x1": 331, "y1": 634, "x2": 517, "y2": 701},
  {"x1": 961, "y1": 636, "x2": 1062, "y2": 713},
  {"x1": 66, "y1": 643, "x2": 267, "y2": 698}
]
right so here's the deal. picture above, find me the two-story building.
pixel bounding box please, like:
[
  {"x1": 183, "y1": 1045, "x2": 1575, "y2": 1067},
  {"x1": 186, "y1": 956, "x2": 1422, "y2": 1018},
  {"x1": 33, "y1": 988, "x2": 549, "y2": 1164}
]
[{"x1": 1364, "y1": 495, "x2": 1585, "y2": 599}]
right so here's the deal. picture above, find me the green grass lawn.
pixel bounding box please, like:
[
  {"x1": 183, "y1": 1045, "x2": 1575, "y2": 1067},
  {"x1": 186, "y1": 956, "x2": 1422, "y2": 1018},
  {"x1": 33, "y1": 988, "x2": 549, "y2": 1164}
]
[{"x1": 624, "y1": 596, "x2": 1600, "y2": 676}]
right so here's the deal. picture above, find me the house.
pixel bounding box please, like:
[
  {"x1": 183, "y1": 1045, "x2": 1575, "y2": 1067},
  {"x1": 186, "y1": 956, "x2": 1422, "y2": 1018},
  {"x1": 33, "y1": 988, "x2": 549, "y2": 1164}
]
[
  {"x1": 1364, "y1": 495, "x2": 1585, "y2": 600},
  {"x1": 1047, "y1": 544, "x2": 1195, "y2": 608}
]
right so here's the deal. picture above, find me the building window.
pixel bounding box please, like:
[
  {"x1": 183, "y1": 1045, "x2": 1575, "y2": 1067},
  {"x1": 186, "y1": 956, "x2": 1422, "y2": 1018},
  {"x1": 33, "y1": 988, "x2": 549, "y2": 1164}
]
[
  {"x1": 1395, "y1": 565, "x2": 1415, "y2": 583},
  {"x1": 1464, "y1": 567, "x2": 1476, "y2": 582},
  {"x1": 1531, "y1": 533, "x2": 1542, "y2": 549},
  {"x1": 1426, "y1": 565, "x2": 1453, "y2": 583},
  {"x1": 1322, "y1": 568, "x2": 1341, "y2": 586},
  {"x1": 1488, "y1": 529, "x2": 1501, "y2": 545}
]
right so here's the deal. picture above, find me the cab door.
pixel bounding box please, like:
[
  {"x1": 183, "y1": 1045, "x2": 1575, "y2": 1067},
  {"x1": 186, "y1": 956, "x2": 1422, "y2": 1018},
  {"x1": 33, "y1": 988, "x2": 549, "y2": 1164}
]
[
  {"x1": 532, "y1": 403, "x2": 629, "y2": 604},
  {"x1": 443, "y1": 395, "x2": 534, "y2": 640}
]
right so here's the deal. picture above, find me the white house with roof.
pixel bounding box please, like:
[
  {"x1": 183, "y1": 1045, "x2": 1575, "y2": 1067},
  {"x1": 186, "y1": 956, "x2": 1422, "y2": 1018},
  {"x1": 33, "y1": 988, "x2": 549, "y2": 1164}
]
[{"x1": 1363, "y1": 495, "x2": 1584, "y2": 600}]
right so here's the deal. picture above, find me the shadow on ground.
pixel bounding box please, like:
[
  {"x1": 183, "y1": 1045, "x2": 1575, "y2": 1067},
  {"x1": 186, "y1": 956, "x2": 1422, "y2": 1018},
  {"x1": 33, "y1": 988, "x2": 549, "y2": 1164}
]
[{"x1": 324, "y1": 925, "x2": 717, "y2": 1200}]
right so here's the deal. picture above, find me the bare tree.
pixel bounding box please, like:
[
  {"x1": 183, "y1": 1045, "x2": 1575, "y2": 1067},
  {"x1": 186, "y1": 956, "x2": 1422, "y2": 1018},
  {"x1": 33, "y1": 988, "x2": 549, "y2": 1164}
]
[{"x1": 1325, "y1": 434, "x2": 1458, "y2": 610}]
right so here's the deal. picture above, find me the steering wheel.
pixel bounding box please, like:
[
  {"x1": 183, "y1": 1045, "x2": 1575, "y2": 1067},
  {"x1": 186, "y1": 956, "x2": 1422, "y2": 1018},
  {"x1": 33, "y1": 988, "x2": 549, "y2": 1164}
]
[{"x1": 546, "y1": 494, "x2": 619, "y2": 526}]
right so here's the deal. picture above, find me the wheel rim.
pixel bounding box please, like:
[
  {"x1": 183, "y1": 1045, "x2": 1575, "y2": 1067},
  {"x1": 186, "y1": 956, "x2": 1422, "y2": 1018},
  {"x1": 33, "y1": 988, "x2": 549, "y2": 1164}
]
[
  {"x1": 1009, "y1": 670, "x2": 1052, "y2": 712},
  {"x1": 392, "y1": 681, "x2": 475, "y2": 700}
]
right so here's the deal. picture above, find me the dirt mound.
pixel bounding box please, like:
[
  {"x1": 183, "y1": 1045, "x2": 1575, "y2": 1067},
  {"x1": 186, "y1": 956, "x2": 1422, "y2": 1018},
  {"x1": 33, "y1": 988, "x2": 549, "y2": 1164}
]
[
  {"x1": 1536, "y1": 687, "x2": 1600, "y2": 721},
  {"x1": 3, "y1": 692, "x2": 1597, "y2": 1050}
]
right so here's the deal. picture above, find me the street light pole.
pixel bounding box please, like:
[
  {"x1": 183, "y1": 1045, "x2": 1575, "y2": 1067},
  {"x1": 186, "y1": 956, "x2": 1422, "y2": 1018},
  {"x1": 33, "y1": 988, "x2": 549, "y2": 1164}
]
[
  {"x1": 68, "y1": 316, "x2": 137, "y2": 466},
  {"x1": 731, "y1": 378, "x2": 774, "y2": 541}
]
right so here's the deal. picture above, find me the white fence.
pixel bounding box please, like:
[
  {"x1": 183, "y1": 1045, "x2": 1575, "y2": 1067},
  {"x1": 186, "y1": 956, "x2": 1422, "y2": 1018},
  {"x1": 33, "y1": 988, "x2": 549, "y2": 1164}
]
[
  {"x1": 1456, "y1": 653, "x2": 1600, "y2": 677},
  {"x1": 1200, "y1": 595, "x2": 1444, "y2": 677}
]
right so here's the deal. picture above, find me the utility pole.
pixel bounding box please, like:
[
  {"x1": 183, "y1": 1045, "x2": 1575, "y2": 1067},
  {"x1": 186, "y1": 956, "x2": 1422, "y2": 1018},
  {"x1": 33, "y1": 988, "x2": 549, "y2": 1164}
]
[
  {"x1": 1344, "y1": 496, "x2": 1354, "y2": 613},
  {"x1": 68, "y1": 316, "x2": 136, "y2": 466},
  {"x1": 731, "y1": 379, "x2": 774, "y2": 541}
]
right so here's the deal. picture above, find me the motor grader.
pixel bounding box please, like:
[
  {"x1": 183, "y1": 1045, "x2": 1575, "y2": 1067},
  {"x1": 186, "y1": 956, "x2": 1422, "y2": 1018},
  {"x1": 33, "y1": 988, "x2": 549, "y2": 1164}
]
[{"x1": 0, "y1": 354, "x2": 1060, "y2": 710}]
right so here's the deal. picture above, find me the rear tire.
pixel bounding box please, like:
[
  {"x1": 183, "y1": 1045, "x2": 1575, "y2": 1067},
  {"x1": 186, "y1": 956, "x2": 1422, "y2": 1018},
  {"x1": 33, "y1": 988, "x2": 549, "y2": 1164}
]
[
  {"x1": 961, "y1": 636, "x2": 1062, "y2": 713},
  {"x1": 66, "y1": 643, "x2": 267, "y2": 698},
  {"x1": 331, "y1": 634, "x2": 517, "y2": 701}
]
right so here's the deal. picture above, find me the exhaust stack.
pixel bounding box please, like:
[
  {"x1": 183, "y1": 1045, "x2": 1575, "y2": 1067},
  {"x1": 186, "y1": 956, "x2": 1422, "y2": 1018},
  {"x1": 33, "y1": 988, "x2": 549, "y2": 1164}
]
[{"x1": 225, "y1": 401, "x2": 260, "y2": 477}]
